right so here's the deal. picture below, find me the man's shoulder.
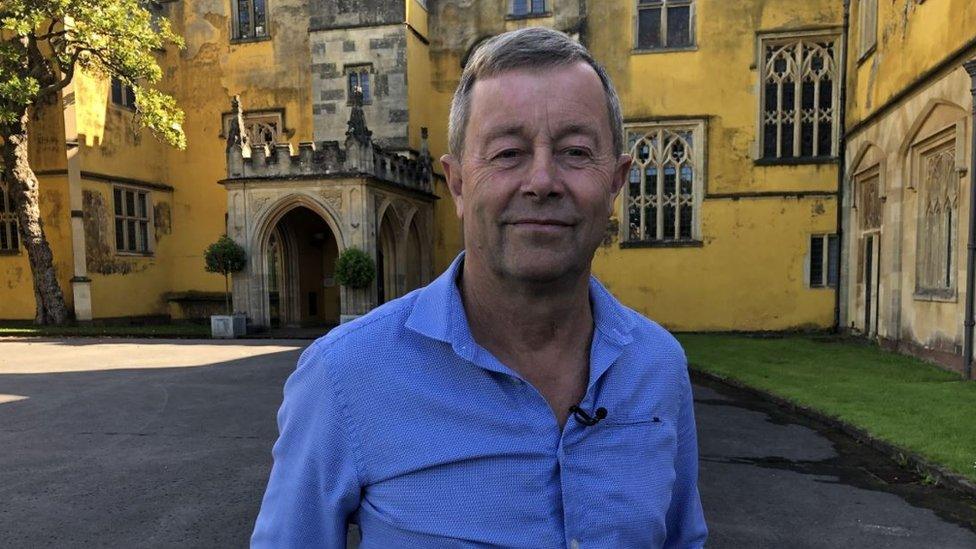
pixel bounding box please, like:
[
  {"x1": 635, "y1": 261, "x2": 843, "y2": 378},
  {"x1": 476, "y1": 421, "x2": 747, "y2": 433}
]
[
  {"x1": 297, "y1": 288, "x2": 430, "y2": 379},
  {"x1": 314, "y1": 290, "x2": 421, "y2": 352},
  {"x1": 610, "y1": 300, "x2": 687, "y2": 368}
]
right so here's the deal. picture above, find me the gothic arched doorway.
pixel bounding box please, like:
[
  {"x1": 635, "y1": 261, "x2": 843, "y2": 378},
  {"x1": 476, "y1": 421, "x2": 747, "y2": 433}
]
[
  {"x1": 376, "y1": 208, "x2": 399, "y2": 305},
  {"x1": 265, "y1": 206, "x2": 340, "y2": 328}
]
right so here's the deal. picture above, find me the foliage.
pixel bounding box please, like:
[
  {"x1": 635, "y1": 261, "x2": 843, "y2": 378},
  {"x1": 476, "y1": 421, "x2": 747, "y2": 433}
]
[
  {"x1": 335, "y1": 248, "x2": 376, "y2": 289},
  {"x1": 204, "y1": 235, "x2": 247, "y2": 276},
  {"x1": 678, "y1": 333, "x2": 976, "y2": 482},
  {"x1": 0, "y1": 0, "x2": 186, "y2": 147}
]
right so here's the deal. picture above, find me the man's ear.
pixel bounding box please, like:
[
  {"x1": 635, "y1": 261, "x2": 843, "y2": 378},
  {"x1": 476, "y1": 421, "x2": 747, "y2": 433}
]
[
  {"x1": 609, "y1": 153, "x2": 632, "y2": 213},
  {"x1": 440, "y1": 153, "x2": 464, "y2": 219}
]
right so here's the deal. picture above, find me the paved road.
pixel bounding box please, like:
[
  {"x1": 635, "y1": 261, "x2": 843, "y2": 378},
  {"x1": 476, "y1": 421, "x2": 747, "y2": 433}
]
[{"x1": 0, "y1": 338, "x2": 974, "y2": 548}]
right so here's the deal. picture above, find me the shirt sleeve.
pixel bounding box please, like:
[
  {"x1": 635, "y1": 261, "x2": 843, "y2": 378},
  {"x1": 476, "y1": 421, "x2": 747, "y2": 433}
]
[
  {"x1": 251, "y1": 341, "x2": 363, "y2": 548},
  {"x1": 663, "y1": 357, "x2": 708, "y2": 548}
]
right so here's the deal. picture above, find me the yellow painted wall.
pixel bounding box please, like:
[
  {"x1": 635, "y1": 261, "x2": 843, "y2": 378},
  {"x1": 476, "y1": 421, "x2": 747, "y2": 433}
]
[
  {"x1": 3, "y1": 0, "x2": 850, "y2": 332},
  {"x1": 0, "y1": 175, "x2": 74, "y2": 320},
  {"x1": 587, "y1": 0, "x2": 843, "y2": 330},
  {"x1": 848, "y1": 0, "x2": 976, "y2": 126}
]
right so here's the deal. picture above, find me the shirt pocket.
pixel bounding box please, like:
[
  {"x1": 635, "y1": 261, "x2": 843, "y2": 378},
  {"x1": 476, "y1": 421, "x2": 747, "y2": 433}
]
[{"x1": 571, "y1": 416, "x2": 678, "y2": 541}]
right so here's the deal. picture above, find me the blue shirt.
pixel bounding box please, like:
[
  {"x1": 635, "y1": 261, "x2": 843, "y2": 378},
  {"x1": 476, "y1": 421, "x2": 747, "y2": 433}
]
[{"x1": 252, "y1": 253, "x2": 707, "y2": 548}]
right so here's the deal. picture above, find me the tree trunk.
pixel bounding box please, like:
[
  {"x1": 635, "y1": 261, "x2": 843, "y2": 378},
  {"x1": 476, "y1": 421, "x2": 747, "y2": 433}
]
[{"x1": 1, "y1": 110, "x2": 69, "y2": 325}]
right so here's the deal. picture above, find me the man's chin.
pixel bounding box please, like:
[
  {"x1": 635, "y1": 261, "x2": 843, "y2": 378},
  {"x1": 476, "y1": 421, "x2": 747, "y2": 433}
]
[{"x1": 502, "y1": 255, "x2": 585, "y2": 285}]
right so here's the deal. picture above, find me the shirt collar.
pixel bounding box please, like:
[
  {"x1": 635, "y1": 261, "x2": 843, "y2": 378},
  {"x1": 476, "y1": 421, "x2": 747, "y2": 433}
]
[{"x1": 405, "y1": 252, "x2": 637, "y2": 362}]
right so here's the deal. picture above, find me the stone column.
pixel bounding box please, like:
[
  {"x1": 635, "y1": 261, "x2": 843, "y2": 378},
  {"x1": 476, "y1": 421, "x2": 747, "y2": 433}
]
[{"x1": 62, "y1": 81, "x2": 92, "y2": 321}]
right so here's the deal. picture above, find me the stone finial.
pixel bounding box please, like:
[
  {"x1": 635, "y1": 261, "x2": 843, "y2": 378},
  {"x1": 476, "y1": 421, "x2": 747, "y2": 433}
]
[
  {"x1": 345, "y1": 87, "x2": 372, "y2": 143},
  {"x1": 227, "y1": 95, "x2": 251, "y2": 155},
  {"x1": 420, "y1": 126, "x2": 430, "y2": 158}
]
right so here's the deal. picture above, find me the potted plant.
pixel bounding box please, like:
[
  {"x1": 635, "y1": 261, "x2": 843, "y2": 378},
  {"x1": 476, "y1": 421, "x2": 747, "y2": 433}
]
[
  {"x1": 204, "y1": 235, "x2": 248, "y2": 338},
  {"x1": 334, "y1": 247, "x2": 376, "y2": 323}
]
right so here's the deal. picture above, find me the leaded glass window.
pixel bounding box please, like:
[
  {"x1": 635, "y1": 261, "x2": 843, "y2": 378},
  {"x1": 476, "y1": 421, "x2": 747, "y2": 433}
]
[
  {"x1": 0, "y1": 172, "x2": 18, "y2": 252},
  {"x1": 636, "y1": 0, "x2": 694, "y2": 50},
  {"x1": 346, "y1": 65, "x2": 372, "y2": 104},
  {"x1": 114, "y1": 187, "x2": 152, "y2": 254},
  {"x1": 111, "y1": 77, "x2": 136, "y2": 110},
  {"x1": 809, "y1": 234, "x2": 839, "y2": 288},
  {"x1": 234, "y1": 0, "x2": 268, "y2": 40},
  {"x1": 624, "y1": 121, "x2": 705, "y2": 243},
  {"x1": 916, "y1": 140, "x2": 958, "y2": 295},
  {"x1": 760, "y1": 35, "x2": 840, "y2": 160},
  {"x1": 511, "y1": 0, "x2": 546, "y2": 16}
]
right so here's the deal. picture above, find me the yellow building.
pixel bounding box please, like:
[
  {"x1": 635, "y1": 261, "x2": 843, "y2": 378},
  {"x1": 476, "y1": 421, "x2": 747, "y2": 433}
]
[
  {"x1": 843, "y1": 0, "x2": 976, "y2": 375},
  {"x1": 3, "y1": 1, "x2": 856, "y2": 336}
]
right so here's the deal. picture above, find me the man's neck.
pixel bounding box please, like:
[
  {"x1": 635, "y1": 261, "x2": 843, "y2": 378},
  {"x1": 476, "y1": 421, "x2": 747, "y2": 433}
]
[{"x1": 459, "y1": 254, "x2": 594, "y2": 359}]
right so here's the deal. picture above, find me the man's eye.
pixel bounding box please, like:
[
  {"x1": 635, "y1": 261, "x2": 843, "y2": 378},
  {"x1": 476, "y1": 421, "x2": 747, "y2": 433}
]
[
  {"x1": 492, "y1": 149, "x2": 523, "y2": 162},
  {"x1": 562, "y1": 147, "x2": 592, "y2": 161}
]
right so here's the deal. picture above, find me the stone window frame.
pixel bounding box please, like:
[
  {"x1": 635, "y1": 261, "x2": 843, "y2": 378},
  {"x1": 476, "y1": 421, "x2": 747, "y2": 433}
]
[
  {"x1": 110, "y1": 77, "x2": 136, "y2": 111},
  {"x1": 857, "y1": 0, "x2": 878, "y2": 61},
  {"x1": 808, "y1": 233, "x2": 839, "y2": 288},
  {"x1": 113, "y1": 185, "x2": 154, "y2": 256},
  {"x1": 220, "y1": 109, "x2": 285, "y2": 146},
  {"x1": 230, "y1": 0, "x2": 270, "y2": 42},
  {"x1": 755, "y1": 30, "x2": 843, "y2": 164},
  {"x1": 620, "y1": 119, "x2": 706, "y2": 247},
  {"x1": 509, "y1": 0, "x2": 547, "y2": 18},
  {"x1": 344, "y1": 64, "x2": 374, "y2": 105},
  {"x1": 633, "y1": 0, "x2": 696, "y2": 53},
  {"x1": 912, "y1": 127, "x2": 961, "y2": 301},
  {"x1": 0, "y1": 171, "x2": 19, "y2": 254}
]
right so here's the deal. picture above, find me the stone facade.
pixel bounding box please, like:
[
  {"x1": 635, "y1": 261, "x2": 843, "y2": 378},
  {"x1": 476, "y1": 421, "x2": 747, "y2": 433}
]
[
  {"x1": 223, "y1": 94, "x2": 434, "y2": 328},
  {"x1": 310, "y1": 1, "x2": 410, "y2": 150}
]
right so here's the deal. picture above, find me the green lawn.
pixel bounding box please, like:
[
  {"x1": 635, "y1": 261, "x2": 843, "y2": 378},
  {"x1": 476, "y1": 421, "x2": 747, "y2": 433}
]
[
  {"x1": 0, "y1": 322, "x2": 211, "y2": 338},
  {"x1": 677, "y1": 333, "x2": 976, "y2": 482}
]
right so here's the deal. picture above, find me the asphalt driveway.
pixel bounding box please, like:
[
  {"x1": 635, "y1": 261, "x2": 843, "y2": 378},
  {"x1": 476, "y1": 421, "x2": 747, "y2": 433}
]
[{"x1": 0, "y1": 338, "x2": 974, "y2": 547}]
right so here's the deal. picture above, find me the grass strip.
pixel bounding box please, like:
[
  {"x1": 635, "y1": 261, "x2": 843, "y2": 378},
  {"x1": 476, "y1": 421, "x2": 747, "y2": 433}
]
[
  {"x1": 0, "y1": 323, "x2": 211, "y2": 338},
  {"x1": 677, "y1": 333, "x2": 976, "y2": 482}
]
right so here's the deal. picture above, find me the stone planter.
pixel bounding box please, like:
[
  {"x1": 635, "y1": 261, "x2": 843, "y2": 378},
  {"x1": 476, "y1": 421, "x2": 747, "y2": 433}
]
[{"x1": 211, "y1": 314, "x2": 247, "y2": 338}]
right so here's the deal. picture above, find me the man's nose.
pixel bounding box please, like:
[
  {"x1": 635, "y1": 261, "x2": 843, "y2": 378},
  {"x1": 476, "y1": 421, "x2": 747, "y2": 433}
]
[{"x1": 521, "y1": 148, "x2": 563, "y2": 201}]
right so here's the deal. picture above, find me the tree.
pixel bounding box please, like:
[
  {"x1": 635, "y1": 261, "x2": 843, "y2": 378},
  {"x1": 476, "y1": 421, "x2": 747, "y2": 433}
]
[
  {"x1": 0, "y1": 0, "x2": 185, "y2": 324},
  {"x1": 204, "y1": 236, "x2": 247, "y2": 316}
]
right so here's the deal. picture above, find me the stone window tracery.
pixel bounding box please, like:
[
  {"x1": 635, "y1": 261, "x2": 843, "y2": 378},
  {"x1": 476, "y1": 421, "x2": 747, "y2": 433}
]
[
  {"x1": 222, "y1": 111, "x2": 282, "y2": 146},
  {"x1": 233, "y1": 0, "x2": 268, "y2": 40},
  {"x1": 636, "y1": 0, "x2": 694, "y2": 50},
  {"x1": 0, "y1": 172, "x2": 18, "y2": 252},
  {"x1": 915, "y1": 139, "x2": 958, "y2": 296},
  {"x1": 623, "y1": 121, "x2": 704, "y2": 243},
  {"x1": 759, "y1": 34, "x2": 840, "y2": 160}
]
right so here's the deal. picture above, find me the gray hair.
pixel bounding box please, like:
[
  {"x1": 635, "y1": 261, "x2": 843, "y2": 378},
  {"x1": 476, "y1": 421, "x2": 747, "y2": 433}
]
[{"x1": 447, "y1": 27, "x2": 625, "y2": 159}]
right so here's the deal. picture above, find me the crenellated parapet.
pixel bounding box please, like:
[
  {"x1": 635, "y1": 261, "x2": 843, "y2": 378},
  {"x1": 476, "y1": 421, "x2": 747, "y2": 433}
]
[{"x1": 225, "y1": 93, "x2": 433, "y2": 194}]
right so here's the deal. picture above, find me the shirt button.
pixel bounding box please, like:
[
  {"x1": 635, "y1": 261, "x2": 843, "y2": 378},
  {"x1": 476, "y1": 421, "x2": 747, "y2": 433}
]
[{"x1": 570, "y1": 539, "x2": 580, "y2": 549}]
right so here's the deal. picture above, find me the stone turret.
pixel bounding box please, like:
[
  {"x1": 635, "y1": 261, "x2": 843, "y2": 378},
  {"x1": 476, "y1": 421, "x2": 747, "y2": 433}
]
[{"x1": 223, "y1": 96, "x2": 432, "y2": 193}]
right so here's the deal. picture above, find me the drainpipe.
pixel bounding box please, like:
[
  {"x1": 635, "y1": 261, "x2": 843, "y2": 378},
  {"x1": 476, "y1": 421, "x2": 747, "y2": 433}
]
[
  {"x1": 834, "y1": 0, "x2": 852, "y2": 333},
  {"x1": 961, "y1": 59, "x2": 976, "y2": 380}
]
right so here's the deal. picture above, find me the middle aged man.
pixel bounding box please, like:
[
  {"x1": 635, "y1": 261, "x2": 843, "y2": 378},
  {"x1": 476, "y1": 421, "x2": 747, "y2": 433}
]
[{"x1": 252, "y1": 27, "x2": 707, "y2": 548}]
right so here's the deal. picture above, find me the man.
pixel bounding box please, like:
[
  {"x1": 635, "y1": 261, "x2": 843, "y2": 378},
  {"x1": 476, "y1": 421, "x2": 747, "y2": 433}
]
[{"x1": 252, "y1": 27, "x2": 707, "y2": 548}]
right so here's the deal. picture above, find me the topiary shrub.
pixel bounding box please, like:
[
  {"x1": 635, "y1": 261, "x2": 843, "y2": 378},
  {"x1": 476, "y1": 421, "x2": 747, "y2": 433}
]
[
  {"x1": 204, "y1": 235, "x2": 247, "y2": 315},
  {"x1": 335, "y1": 247, "x2": 376, "y2": 289}
]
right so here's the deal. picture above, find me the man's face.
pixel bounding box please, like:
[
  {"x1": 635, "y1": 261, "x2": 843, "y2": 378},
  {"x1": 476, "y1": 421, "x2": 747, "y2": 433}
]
[{"x1": 442, "y1": 62, "x2": 631, "y2": 284}]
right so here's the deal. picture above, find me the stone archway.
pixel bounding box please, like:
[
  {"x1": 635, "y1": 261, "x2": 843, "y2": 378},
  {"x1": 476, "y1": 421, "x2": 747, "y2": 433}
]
[
  {"x1": 377, "y1": 207, "x2": 400, "y2": 305},
  {"x1": 235, "y1": 193, "x2": 347, "y2": 329},
  {"x1": 264, "y1": 207, "x2": 340, "y2": 328}
]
